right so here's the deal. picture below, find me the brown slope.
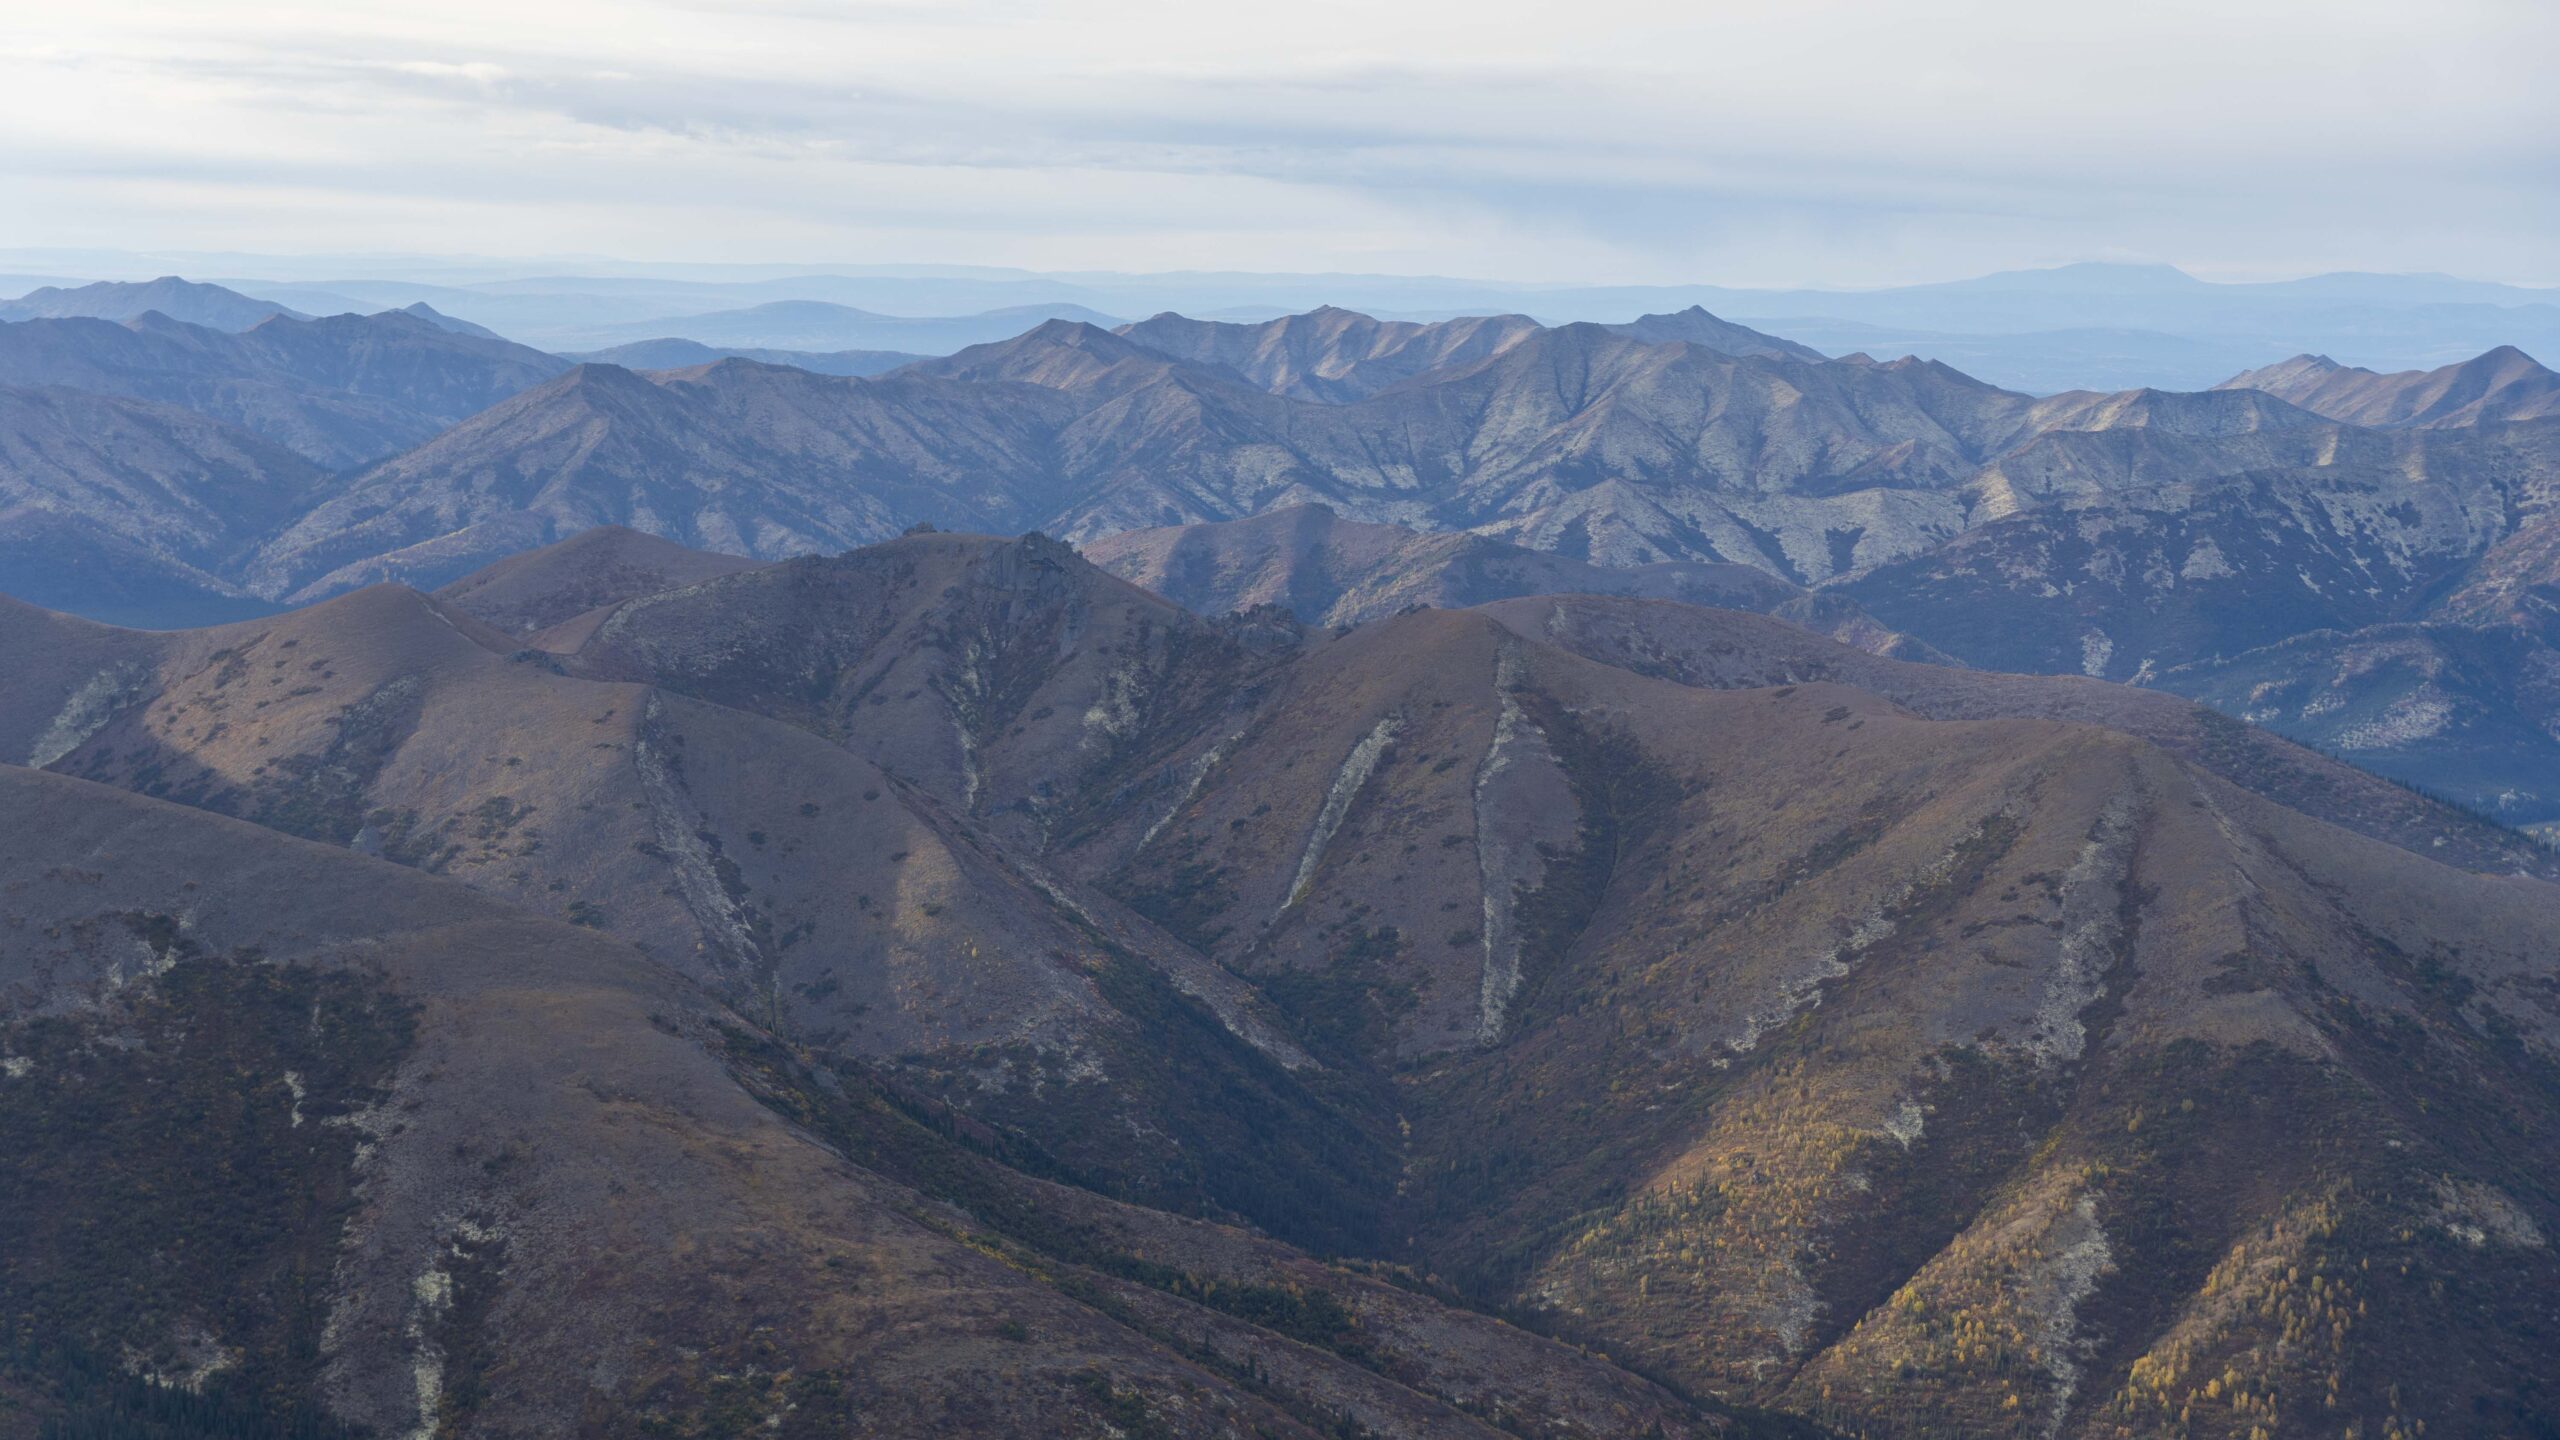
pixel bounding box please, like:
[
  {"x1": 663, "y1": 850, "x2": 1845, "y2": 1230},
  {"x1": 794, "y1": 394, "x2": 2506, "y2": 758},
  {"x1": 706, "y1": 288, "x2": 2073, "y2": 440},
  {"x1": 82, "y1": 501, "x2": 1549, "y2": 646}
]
[
  {"x1": 2219, "y1": 346, "x2": 2560, "y2": 428},
  {"x1": 27, "y1": 525, "x2": 2560, "y2": 1436},
  {"x1": 556, "y1": 529, "x2": 1299, "y2": 860},
  {"x1": 0, "y1": 763, "x2": 1750, "y2": 1440},
  {"x1": 432, "y1": 523, "x2": 766, "y2": 637},
  {"x1": 1094, "y1": 604, "x2": 2560, "y2": 1435},
  {"x1": 0, "y1": 581, "x2": 1377, "y2": 1247}
]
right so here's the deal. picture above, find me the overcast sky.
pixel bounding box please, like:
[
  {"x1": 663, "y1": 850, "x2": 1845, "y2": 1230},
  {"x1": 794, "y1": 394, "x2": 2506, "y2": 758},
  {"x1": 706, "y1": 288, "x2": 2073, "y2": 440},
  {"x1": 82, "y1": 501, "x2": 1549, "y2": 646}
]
[{"x1": 3, "y1": 0, "x2": 2554, "y2": 286}]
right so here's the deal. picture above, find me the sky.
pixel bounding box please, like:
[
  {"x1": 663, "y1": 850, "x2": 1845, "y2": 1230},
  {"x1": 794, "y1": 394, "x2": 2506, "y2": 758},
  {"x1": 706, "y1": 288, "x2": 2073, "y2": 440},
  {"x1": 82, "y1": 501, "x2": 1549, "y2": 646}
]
[{"x1": 2, "y1": 0, "x2": 2555, "y2": 287}]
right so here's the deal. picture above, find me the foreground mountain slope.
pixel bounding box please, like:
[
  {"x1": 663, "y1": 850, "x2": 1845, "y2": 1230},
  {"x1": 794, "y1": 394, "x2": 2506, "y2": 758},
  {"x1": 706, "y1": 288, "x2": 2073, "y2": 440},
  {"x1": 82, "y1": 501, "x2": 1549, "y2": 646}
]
[
  {"x1": 2218, "y1": 346, "x2": 2560, "y2": 428},
  {"x1": 1093, "y1": 605, "x2": 2560, "y2": 1435},
  {"x1": 0, "y1": 578, "x2": 1380, "y2": 1247},
  {"x1": 7, "y1": 528, "x2": 2559, "y2": 1436},
  {"x1": 0, "y1": 763, "x2": 1751, "y2": 1440}
]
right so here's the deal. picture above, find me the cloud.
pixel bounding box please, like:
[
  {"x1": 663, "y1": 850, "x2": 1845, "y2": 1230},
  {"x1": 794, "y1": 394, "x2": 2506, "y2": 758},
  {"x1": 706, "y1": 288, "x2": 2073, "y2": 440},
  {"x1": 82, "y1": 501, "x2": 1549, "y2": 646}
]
[{"x1": 0, "y1": 0, "x2": 2553, "y2": 283}]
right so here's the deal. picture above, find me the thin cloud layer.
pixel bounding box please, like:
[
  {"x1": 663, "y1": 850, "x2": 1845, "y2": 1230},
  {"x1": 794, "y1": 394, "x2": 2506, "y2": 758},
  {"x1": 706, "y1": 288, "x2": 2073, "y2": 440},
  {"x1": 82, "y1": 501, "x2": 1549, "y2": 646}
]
[{"x1": 2, "y1": 0, "x2": 2554, "y2": 283}]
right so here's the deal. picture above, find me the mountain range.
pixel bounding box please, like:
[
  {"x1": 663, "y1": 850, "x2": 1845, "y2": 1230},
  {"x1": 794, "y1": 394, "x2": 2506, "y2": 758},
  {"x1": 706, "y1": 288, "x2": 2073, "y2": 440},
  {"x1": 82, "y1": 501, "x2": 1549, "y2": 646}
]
[
  {"x1": 123, "y1": 258, "x2": 2560, "y2": 391},
  {"x1": 4, "y1": 521, "x2": 2557, "y2": 1436},
  {"x1": 12, "y1": 285, "x2": 2560, "y2": 822}
]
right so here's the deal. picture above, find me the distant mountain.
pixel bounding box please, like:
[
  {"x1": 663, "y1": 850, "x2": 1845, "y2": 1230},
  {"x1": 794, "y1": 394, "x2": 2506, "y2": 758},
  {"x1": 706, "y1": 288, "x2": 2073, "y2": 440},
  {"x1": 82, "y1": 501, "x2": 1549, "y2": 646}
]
[
  {"x1": 566, "y1": 299, "x2": 1127, "y2": 354},
  {"x1": 1082, "y1": 503, "x2": 1941, "y2": 658},
  {"x1": 1601, "y1": 304, "x2": 1829, "y2": 362},
  {"x1": 565, "y1": 336, "x2": 925, "y2": 376},
  {"x1": 395, "y1": 300, "x2": 507, "y2": 340},
  {"x1": 2217, "y1": 346, "x2": 2560, "y2": 428},
  {"x1": 243, "y1": 359, "x2": 1075, "y2": 597},
  {"x1": 0, "y1": 276, "x2": 305, "y2": 330},
  {"x1": 237, "y1": 310, "x2": 2459, "y2": 609},
  {"x1": 1841, "y1": 424, "x2": 2550, "y2": 678},
  {"x1": 0, "y1": 307, "x2": 570, "y2": 467},
  {"x1": 0, "y1": 386, "x2": 322, "y2": 625},
  {"x1": 1111, "y1": 305, "x2": 1823, "y2": 402},
  {"x1": 1115, "y1": 306, "x2": 1546, "y2": 401}
]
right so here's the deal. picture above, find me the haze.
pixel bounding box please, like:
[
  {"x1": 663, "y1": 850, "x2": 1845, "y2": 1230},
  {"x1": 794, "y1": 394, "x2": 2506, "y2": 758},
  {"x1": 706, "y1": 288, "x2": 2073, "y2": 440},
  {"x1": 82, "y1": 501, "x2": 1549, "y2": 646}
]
[{"x1": 4, "y1": 0, "x2": 2555, "y2": 286}]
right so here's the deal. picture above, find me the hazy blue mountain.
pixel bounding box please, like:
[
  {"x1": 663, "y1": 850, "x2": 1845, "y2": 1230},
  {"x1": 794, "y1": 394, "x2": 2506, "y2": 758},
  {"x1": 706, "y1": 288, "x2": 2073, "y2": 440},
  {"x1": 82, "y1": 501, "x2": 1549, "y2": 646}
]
[
  {"x1": 558, "y1": 299, "x2": 1127, "y2": 353},
  {"x1": 565, "y1": 336, "x2": 926, "y2": 376},
  {"x1": 0, "y1": 276, "x2": 307, "y2": 330}
]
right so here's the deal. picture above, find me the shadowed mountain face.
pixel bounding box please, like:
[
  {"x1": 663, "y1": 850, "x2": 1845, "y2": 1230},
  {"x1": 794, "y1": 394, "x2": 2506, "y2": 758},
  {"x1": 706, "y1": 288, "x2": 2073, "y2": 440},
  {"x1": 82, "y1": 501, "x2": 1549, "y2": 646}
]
[
  {"x1": 0, "y1": 386, "x2": 327, "y2": 626},
  {"x1": 6, "y1": 526, "x2": 2560, "y2": 1436},
  {"x1": 2218, "y1": 346, "x2": 2560, "y2": 428},
  {"x1": 0, "y1": 306, "x2": 570, "y2": 467}
]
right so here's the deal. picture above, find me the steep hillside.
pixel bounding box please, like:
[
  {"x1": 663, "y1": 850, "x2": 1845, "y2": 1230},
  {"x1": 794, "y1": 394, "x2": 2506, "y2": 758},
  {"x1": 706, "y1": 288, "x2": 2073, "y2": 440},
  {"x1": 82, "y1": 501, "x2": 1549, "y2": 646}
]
[
  {"x1": 2159, "y1": 622, "x2": 2560, "y2": 821},
  {"x1": 0, "y1": 580, "x2": 1367, "y2": 1243},
  {"x1": 1094, "y1": 606, "x2": 2560, "y2": 1435},
  {"x1": 0, "y1": 764, "x2": 1752, "y2": 1440},
  {"x1": 0, "y1": 386, "x2": 324, "y2": 625}
]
